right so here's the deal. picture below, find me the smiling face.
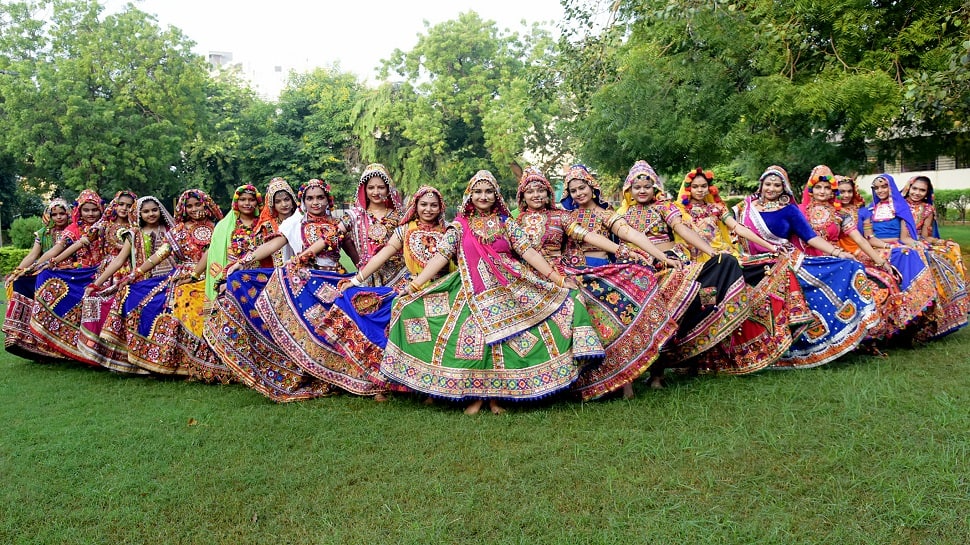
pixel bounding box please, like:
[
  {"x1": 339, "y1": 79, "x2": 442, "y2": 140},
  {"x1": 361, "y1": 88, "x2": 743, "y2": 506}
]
[
  {"x1": 872, "y1": 177, "x2": 891, "y2": 201},
  {"x1": 470, "y1": 181, "x2": 497, "y2": 213},
  {"x1": 184, "y1": 196, "x2": 206, "y2": 220},
  {"x1": 689, "y1": 176, "x2": 710, "y2": 202},
  {"x1": 236, "y1": 192, "x2": 258, "y2": 218},
  {"x1": 523, "y1": 182, "x2": 549, "y2": 211},
  {"x1": 907, "y1": 180, "x2": 929, "y2": 203},
  {"x1": 838, "y1": 182, "x2": 855, "y2": 205},
  {"x1": 80, "y1": 202, "x2": 102, "y2": 225},
  {"x1": 416, "y1": 192, "x2": 441, "y2": 223},
  {"x1": 273, "y1": 191, "x2": 295, "y2": 219},
  {"x1": 759, "y1": 175, "x2": 785, "y2": 202},
  {"x1": 303, "y1": 186, "x2": 329, "y2": 216},
  {"x1": 364, "y1": 177, "x2": 389, "y2": 207},
  {"x1": 630, "y1": 177, "x2": 656, "y2": 204},
  {"x1": 811, "y1": 182, "x2": 833, "y2": 203},
  {"x1": 114, "y1": 196, "x2": 134, "y2": 220},
  {"x1": 140, "y1": 200, "x2": 161, "y2": 227},
  {"x1": 49, "y1": 206, "x2": 70, "y2": 228},
  {"x1": 567, "y1": 178, "x2": 595, "y2": 208}
]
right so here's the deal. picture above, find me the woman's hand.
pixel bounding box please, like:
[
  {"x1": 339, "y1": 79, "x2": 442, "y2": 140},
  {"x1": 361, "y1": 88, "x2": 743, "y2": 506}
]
[{"x1": 664, "y1": 257, "x2": 683, "y2": 270}]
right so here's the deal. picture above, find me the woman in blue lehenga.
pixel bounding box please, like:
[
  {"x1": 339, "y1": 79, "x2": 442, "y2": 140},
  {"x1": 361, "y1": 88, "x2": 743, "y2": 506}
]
[{"x1": 735, "y1": 165, "x2": 878, "y2": 368}]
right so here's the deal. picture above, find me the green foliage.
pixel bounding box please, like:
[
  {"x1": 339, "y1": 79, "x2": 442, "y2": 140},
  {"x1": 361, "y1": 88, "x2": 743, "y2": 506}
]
[
  {"x1": 933, "y1": 188, "x2": 970, "y2": 222},
  {"x1": 0, "y1": 0, "x2": 210, "y2": 200},
  {"x1": 357, "y1": 12, "x2": 565, "y2": 205},
  {"x1": 0, "y1": 246, "x2": 30, "y2": 272},
  {"x1": 9, "y1": 216, "x2": 42, "y2": 249},
  {"x1": 559, "y1": 0, "x2": 968, "y2": 183}
]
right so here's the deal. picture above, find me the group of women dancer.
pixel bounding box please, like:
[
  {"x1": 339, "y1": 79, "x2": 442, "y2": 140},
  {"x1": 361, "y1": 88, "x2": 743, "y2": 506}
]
[{"x1": 4, "y1": 161, "x2": 967, "y2": 413}]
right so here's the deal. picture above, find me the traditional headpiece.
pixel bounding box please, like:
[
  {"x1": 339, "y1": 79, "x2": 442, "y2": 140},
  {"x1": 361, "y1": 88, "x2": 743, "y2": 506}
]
[
  {"x1": 460, "y1": 170, "x2": 511, "y2": 218},
  {"x1": 130, "y1": 196, "x2": 176, "y2": 229},
  {"x1": 355, "y1": 163, "x2": 403, "y2": 211},
  {"x1": 231, "y1": 184, "x2": 264, "y2": 213},
  {"x1": 617, "y1": 160, "x2": 665, "y2": 215},
  {"x1": 100, "y1": 190, "x2": 136, "y2": 224},
  {"x1": 298, "y1": 178, "x2": 335, "y2": 215},
  {"x1": 515, "y1": 166, "x2": 555, "y2": 211},
  {"x1": 901, "y1": 175, "x2": 938, "y2": 237},
  {"x1": 43, "y1": 198, "x2": 73, "y2": 228},
  {"x1": 757, "y1": 165, "x2": 795, "y2": 202},
  {"x1": 174, "y1": 189, "x2": 223, "y2": 223},
  {"x1": 257, "y1": 177, "x2": 298, "y2": 229},
  {"x1": 71, "y1": 189, "x2": 105, "y2": 227},
  {"x1": 401, "y1": 185, "x2": 446, "y2": 226},
  {"x1": 868, "y1": 173, "x2": 920, "y2": 241},
  {"x1": 560, "y1": 164, "x2": 608, "y2": 211},
  {"x1": 679, "y1": 168, "x2": 719, "y2": 205},
  {"x1": 836, "y1": 175, "x2": 865, "y2": 208},
  {"x1": 801, "y1": 165, "x2": 840, "y2": 210}
]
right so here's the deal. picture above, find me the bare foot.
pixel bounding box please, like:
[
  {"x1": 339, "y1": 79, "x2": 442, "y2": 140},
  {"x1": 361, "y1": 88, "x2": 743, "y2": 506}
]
[
  {"x1": 464, "y1": 399, "x2": 484, "y2": 415},
  {"x1": 648, "y1": 376, "x2": 664, "y2": 390},
  {"x1": 423, "y1": 396, "x2": 435, "y2": 405},
  {"x1": 489, "y1": 399, "x2": 506, "y2": 415},
  {"x1": 374, "y1": 393, "x2": 388, "y2": 403},
  {"x1": 622, "y1": 383, "x2": 635, "y2": 400}
]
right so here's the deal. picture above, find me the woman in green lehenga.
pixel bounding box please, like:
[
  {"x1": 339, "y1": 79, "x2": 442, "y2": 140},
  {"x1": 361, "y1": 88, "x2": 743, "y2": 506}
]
[{"x1": 379, "y1": 170, "x2": 604, "y2": 415}]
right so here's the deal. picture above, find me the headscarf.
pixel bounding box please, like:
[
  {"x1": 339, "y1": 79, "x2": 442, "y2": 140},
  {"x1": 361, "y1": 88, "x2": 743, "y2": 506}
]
[
  {"x1": 901, "y1": 175, "x2": 940, "y2": 238},
  {"x1": 38, "y1": 198, "x2": 72, "y2": 250},
  {"x1": 559, "y1": 164, "x2": 609, "y2": 211},
  {"x1": 453, "y1": 170, "x2": 520, "y2": 294},
  {"x1": 256, "y1": 177, "x2": 297, "y2": 233},
  {"x1": 130, "y1": 196, "x2": 177, "y2": 229},
  {"x1": 298, "y1": 178, "x2": 334, "y2": 216},
  {"x1": 865, "y1": 173, "x2": 919, "y2": 241},
  {"x1": 617, "y1": 160, "x2": 665, "y2": 215},
  {"x1": 100, "y1": 190, "x2": 136, "y2": 224},
  {"x1": 62, "y1": 189, "x2": 105, "y2": 241},
  {"x1": 174, "y1": 189, "x2": 223, "y2": 223},
  {"x1": 799, "y1": 165, "x2": 840, "y2": 210},
  {"x1": 354, "y1": 163, "x2": 403, "y2": 211},
  {"x1": 401, "y1": 185, "x2": 446, "y2": 226},
  {"x1": 231, "y1": 184, "x2": 264, "y2": 213},
  {"x1": 459, "y1": 170, "x2": 512, "y2": 218},
  {"x1": 515, "y1": 166, "x2": 555, "y2": 212},
  {"x1": 756, "y1": 165, "x2": 796, "y2": 203},
  {"x1": 675, "y1": 168, "x2": 732, "y2": 254},
  {"x1": 206, "y1": 184, "x2": 266, "y2": 301},
  {"x1": 836, "y1": 175, "x2": 865, "y2": 209}
]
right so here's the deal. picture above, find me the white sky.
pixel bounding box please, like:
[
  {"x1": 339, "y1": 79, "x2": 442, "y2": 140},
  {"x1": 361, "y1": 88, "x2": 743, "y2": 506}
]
[{"x1": 103, "y1": 0, "x2": 567, "y2": 97}]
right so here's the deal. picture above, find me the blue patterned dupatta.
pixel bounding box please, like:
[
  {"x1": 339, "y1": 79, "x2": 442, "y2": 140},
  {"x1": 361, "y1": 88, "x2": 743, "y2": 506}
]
[{"x1": 204, "y1": 268, "x2": 332, "y2": 401}]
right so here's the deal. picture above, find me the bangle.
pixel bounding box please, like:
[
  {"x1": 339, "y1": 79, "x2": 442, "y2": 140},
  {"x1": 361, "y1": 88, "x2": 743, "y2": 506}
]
[
  {"x1": 350, "y1": 274, "x2": 364, "y2": 287},
  {"x1": 557, "y1": 276, "x2": 565, "y2": 288},
  {"x1": 407, "y1": 280, "x2": 421, "y2": 294}
]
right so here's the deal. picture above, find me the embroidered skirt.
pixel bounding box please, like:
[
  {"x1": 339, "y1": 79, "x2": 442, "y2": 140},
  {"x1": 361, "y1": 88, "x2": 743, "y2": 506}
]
[
  {"x1": 28, "y1": 266, "x2": 100, "y2": 365},
  {"x1": 4, "y1": 275, "x2": 61, "y2": 360}
]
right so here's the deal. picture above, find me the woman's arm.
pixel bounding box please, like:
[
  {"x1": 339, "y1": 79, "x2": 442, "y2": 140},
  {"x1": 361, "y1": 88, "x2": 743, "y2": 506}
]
[
  {"x1": 87, "y1": 240, "x2": 133, "y2": 292},
  {"x1": 225, "y1": 237, "x2": 289, "y2": 276},
  {"x1": 518, "y1": 247, "x2": 577, "y2": 289},
  {"x1": 609, "y1": 219, "x2": 682, "y2": 268},
  {"x1": 722, "y1": 216, "x2": 778, "y2": 251},
  {"x1": 806, "y1": 236, "x2": 856, "y2": 260},
  {"x1": 5, "y1": 241, "x2": 44, "y2": 284},
  {"x1": 339, "y1": 232, "x2": 404, "y2": 290},
  {"x1": 671, "y1": 219, "x2": 717, "y2": 257},
  {"x1": 33, "y1": 240, "x2": 68, "y2": 267},
  {"x1": 847, "y1": 230, "x2": 888, "y2": 266}
]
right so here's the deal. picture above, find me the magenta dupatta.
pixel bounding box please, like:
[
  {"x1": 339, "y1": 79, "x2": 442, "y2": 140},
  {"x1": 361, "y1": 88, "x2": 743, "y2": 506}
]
[{"x1": 455, "y1": 216, "x2": 521, "y2": 294}]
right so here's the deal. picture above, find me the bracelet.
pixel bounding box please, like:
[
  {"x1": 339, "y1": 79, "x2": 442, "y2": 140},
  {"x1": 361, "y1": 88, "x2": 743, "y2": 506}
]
[
  {"x1": 557, "y1": 276, "x2": 565, "y2": 288},
  {"x1": 189, "y1": 272, "x2": 201, "y2": 282},
  {"x1": 350, "y1": 274, "x2": 364, "y2": 287},
  {"x1": 406, "y1": 280, "x2": 421, "y2": 294}
]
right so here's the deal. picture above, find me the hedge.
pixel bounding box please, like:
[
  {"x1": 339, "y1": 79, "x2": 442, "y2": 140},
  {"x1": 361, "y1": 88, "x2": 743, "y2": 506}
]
[{"x1": 0, "y1": 247, "x2": 32, "y2": 275}]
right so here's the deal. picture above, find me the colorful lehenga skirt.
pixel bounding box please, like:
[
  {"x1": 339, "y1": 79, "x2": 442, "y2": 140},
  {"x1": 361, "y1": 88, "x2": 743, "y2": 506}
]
[
  {"x1": 858, "y1": 246, "x2": 936, "y2": 340},
  {"x1": 773, "y1": 255, "x2": 879, "y2": 368},
  {"x1": 4, "y1": 275, "x2": 61, "y2": 360},
  {"x1": 95, "y1": 272, "x2": 186, "y2": 375},
  {"x1": 564, "y1": 257, "x2": 696, "y2": 400},
  {"x1": 253, "y1": 265, "x2": 393, "y2": 396},
  {"x1": 28, "y1": 266, "x2": 100, "y2": 365},
  {"x1": 203, "y1": 268, "x2": 331, "y2": 401},
  {"x1": 169, "y1": 279, "x2": 217, "y2": 375},
  {"x1": 694, "y1": 253, "x2": 815, "y2": 375},
  {"x1": 381, "y1": 270, "x2": 604, "y2": 401},
  {"x1": 919, "y1": 242, "x2": 969, "y2": 338},
  {"x1": 665, "y1": 254, "x2": 750, "y2": 364}
]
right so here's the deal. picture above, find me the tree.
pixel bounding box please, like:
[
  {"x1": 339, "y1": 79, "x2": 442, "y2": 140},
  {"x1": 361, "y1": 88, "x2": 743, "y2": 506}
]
[
  {"x1": 0, "y1": 0, "x2": 210, "y2": 200},
  {"x1": 558, "y1": 0, "x2": 968, "y2": 190},
  {"x1": 356, "y1": 12, "x2": 565, "y2": 205}
]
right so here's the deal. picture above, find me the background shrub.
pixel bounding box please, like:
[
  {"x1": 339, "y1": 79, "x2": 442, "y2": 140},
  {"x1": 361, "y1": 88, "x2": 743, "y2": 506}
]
[{"x1": 10, "y1": 216, "x2": 43, "y2": 249}]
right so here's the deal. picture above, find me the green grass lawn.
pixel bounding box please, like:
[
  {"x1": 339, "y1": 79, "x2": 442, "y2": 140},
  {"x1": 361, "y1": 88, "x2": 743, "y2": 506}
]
[{"x1": 1, "y1": 305, "x2": 968, "y2": 544}]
